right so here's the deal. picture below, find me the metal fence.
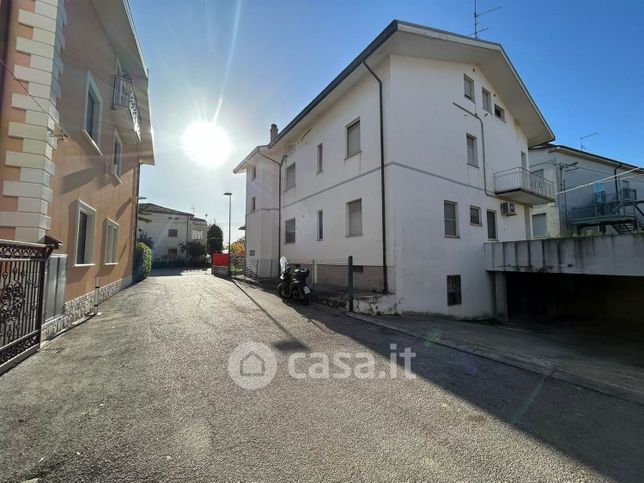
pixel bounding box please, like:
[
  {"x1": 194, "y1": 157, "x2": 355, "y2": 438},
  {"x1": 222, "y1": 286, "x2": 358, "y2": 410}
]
[{"x1": 0, "y1": 239, "x2": 53, "y2": 375}]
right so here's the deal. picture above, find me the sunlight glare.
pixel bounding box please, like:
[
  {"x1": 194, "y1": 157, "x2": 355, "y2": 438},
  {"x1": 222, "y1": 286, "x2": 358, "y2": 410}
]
[{"x1": 182, "y1": 121, "x2": 233, "y2": 167}]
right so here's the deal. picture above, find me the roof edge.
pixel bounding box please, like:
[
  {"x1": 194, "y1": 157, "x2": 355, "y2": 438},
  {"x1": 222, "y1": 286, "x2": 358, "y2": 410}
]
[{"x1": 531, "y1": 143, "x2": 644, "y2": 172}]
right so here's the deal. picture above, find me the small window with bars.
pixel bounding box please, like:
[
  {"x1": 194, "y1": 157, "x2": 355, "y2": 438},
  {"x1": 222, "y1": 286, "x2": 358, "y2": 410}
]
[{"x1": 168, "y1": 228, "x2": 178, "y2": 238}]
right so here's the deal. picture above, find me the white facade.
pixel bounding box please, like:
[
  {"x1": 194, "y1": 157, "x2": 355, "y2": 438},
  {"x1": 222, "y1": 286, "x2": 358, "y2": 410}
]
[
  {"x1": 529, "y1": 145, "x2": 644, "y2": 238},
  {"x1": 234, "y1": 21, "x2": 554, "y2": 318},
  {"x1": 138, "y1": 204, "x2": 207, "y2": 261}
]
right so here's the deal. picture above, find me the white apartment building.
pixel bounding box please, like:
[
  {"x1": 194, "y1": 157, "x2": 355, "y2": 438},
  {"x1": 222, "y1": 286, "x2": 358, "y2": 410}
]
[
  {"x1": 138, "y1": 203, "x2": 207, "y2": 261},
  {"x1": 529, "y1": 144, "x2": 644, "y2": 238},
  {"x1": 234, "y1": 21, "x2": 555, "y2": 318}
]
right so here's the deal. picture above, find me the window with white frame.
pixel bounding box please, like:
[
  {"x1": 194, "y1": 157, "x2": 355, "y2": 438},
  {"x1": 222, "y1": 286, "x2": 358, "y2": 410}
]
[
  {"x1": 192, "y1": 230, "x2": 204, "y2": 240},
  {"x1": 285, "y1": 163, "x2": 296, "y2": 191},
  {"x1": 346, "y1": 119, "x2": 361, "y2": 158},
  {"x1": 347, "y1": 199, "x2": 362, "y2": 237},
  {"x1": 487, "y1": 210, "x2": 498, "y2": 240},
  {"x1": 464, "y1": 75, "x2": 474, "y2": 101},
  {"x1": 470, "y1": 205, "x2": 481, "y2": 225},
  {"x1": 285, "y1": 218, "x2": 296, "y2": 244},
  {"x1": 75, "y1": 200, "x2": 96, "y2": 265},
  {"x1": 113, "y1": 130, "x2": 123, "y2": 178},
  {"x1": 84, "y1": 72, "x2": 102, "y2": 146},
  {"x1": 532, "y1": 213, "x2": 547, "y2": 238},
  {"x1": 444, "y1": 201, "x2": 458, "y2": 237},
  {"x1": 104, "y1": 219, "x2": 118, "y2": 264},
  {"x1": 317, "y1": 143, "x2": 323, "y2": 173},
  {"x1": 317, "y1": 210, "x2": 324, "y2": 240},
  {"x1": 482, "y1": 88, "x2": 491, "y2": 113},
  {"x1": 466, "y1": 134, "x2": 478, "y2": 167}
]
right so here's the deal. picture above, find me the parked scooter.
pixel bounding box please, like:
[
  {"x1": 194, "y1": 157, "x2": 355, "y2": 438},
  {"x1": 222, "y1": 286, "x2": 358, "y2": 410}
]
[{"x1": 277, "y1": 256, "x2": 311, "y2": 305}]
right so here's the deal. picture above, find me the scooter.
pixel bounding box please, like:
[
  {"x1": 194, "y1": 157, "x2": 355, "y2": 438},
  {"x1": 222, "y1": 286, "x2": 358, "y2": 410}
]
[{"x1": 277, "y1": 256, "x2": 311, "y2": 305}]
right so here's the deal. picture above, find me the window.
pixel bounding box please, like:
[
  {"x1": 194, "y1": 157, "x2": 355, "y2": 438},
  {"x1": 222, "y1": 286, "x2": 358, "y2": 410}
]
[
  {"x1": 347, "y1": 199, "x2": 362, "y2": 237},
  {"x1": 487, "y1": 210, "x2": 497, "y2": 240},
  {"x1": 168, "y1": 228, "x2": 178, "y2": 238},
  {"x1": 113, "y1": 131, "x2": 123, "y2": 178},
  {"x1": 466, "y1": 134, "x2": 478, "y2": 167},
  {"x1": 167, "y1": 248, "x2": 178, "y2": 258},
  {"x1": 317, "y1": 210, "x2": 324, "y2": 240},
  {"x1": 75, "y1": 200, "x2": 96, "y2": 265},
  {"x1": 285, "y1": 163, "x2": 296, "y2": 190},
  {"x1": 84, "y1": 72, "x2": 102, "y2": 146},
  {"x1": 470, "y1": 206, "x2": 481, "y2": 225},
  {"x1": 444, "y1": 201, "x2": 458, "y2": 237},
  {"x1": 192, "y1": 230, "x2": 204, "y2": 240},
  {"x1": 251, "y1": 196, "x2": 256, "y2": 211},
  {"x1": 285, "y1": 218, "x2": 296, "y2": 244},
  {"x1": 482, "y1": 88, "x2": 491, "y2": 113},
  {"x1": 494, "y1": 104, "x2": 505, "y2": 121},
  {"x1": 447, "y1": 275, "x2": 462, "y2": 306},
  {"x1": 464, "y1": 75, "x2": 474, "y2": 101},
  {"x1": 521, "y1": 151, "x2": 528, "y2": 169},
  {"x1": 249, "y1": 249, "x2": 255, "y2": 256},
  {"x1": 532, "y1": 213, "x2": 547, "y2": 238},
  {"x1": 346, "y1": 119, "x2": 360, "y2": 158},
  {"x1": 594, "y1": 182, "x2": 604, "y2": 193},
  {"x1": 317, "y1": 143, "x2": 323, "y2": 173},
  {"x1": 251, "y1": 166, "x2": 256, "y2": 180},
  {"x1": 104, "y1": 220, "x2": 118, "y2": 264}
]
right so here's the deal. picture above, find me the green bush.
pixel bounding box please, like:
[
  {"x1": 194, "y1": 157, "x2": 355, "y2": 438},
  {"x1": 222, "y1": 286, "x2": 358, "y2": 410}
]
[{"x1": 134, "y1": 242, "x2": 152, "y2": 282}]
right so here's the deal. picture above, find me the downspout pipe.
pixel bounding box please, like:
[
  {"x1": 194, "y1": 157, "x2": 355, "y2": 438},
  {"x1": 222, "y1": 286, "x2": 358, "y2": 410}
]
[
  {"x1": 614, "y1": 162, "x2": 623, "y2": 200},
  {"x1": 363, "y1": 60, "x2": 388, "y2": 294},
  {"x1": 257, "y1": 151, "x2": 283, "y2": 262}
]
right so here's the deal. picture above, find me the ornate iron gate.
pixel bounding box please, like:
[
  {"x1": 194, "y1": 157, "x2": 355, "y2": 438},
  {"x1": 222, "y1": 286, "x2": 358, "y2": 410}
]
[{"x1": 0, "y1": 239, "x2": 53, "y2": 375}]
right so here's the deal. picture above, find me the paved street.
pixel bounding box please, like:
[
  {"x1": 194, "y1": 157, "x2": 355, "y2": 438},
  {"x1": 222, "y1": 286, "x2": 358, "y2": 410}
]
[{"x1": 0, "y1": 270, "x2": 643, "y2": 481}]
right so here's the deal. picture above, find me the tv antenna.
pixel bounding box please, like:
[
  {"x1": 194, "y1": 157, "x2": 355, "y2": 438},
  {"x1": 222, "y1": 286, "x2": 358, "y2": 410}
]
[
  {"x1": 472, "y1": 0, "x2": 502, "y2": 39},
  {"x1": 580, "y1": 132, "x2": 598, "y2": 151}
]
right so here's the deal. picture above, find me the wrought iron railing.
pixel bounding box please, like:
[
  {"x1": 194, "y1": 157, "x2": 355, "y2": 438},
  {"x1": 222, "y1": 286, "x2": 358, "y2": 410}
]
[
  {"x1": 113, "y1": 74, "x2": 142, "y2": 142},
  {"x1": 0, "y1": 240, "x2": 53, "y2": 374},
  {"x1": 494, "y1": 167, "x2": 555, "y2": 200}
]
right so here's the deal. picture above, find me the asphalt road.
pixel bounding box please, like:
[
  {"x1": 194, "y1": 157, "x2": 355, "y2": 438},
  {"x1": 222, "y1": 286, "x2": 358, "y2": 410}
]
[{"x1": 0, "y1": 269, "x2": 642, "y2": 482}]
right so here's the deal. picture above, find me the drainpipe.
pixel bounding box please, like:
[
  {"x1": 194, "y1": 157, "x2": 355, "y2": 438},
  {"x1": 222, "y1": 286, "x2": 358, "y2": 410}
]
[
  {"x1": 614, "y1": 162, "x2": 623, "y2": 201},
  {"x1": 362, "y1": 60, "x2": 388, "y2": 294},
  {"x1": 453, "y1": 102, "x2": 495, "y2": 198}
]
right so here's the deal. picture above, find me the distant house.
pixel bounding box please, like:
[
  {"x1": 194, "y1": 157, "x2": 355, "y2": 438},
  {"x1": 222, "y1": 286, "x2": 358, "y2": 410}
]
[
  {"x1": 234, "y1": 20, "x2": 555, "y2": 318},
  {"x1": 529, "y1": 144, "x2": 644, "y2": 237},
  {"x1": 138, "y1": 203, "x2": 207, "y2": 261}
]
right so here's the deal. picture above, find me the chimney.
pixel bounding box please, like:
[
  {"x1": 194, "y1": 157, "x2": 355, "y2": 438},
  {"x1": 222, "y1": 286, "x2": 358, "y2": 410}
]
[{"x1": 270, "y1": 123, "x2": 278, "y2": 143}]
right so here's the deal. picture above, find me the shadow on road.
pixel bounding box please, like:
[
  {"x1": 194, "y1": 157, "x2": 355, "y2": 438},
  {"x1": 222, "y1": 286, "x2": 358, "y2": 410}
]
[{"x1": 294, "y1": 303, "x2": 644, "y2": 481}]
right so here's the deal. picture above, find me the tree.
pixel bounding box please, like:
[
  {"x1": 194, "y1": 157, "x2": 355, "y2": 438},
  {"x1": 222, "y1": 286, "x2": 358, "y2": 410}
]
[
  {"x1": 207, "y1": 223, "x2": 223, "y2": 253},
  {"x1": 230, "y1": 237, "x2": 245, "y2": 256},
  {"x1": 180, "y1": 240, "x2": 207, "y2": 261}
]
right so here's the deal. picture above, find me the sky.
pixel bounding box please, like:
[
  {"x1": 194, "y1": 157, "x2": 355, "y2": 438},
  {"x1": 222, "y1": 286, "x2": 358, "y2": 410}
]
[{"x1": 129, "y1": 0, "x2": 644, "y2": 244}]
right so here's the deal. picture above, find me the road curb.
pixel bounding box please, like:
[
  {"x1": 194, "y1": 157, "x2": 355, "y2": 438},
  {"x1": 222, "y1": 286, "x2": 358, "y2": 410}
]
[{"x1": 344, "y1": 311, "x2": 644, "y2": 406}]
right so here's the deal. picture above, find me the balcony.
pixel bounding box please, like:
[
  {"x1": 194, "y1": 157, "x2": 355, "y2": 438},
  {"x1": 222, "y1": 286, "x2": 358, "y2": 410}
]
[
  {"x1": 112, "y1": 74, "x2": 142, "y2": 143},
  {"x1": 494, "y1": 167, "x2": 555, "y2": 205},
  {"x1": 570, "y1": 192, "x2": 638, "y2": 233}
]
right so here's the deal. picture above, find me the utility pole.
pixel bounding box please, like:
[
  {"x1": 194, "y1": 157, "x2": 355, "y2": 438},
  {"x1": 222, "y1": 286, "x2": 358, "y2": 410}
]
[{"x1": 223, "y1": 192, "x2": 232, "y2": 276}]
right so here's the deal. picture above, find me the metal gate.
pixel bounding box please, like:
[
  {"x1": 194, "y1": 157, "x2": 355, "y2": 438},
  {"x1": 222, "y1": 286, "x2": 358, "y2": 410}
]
[{"x1": 0, "y1": 239, "x2": 53, "y2": 375}]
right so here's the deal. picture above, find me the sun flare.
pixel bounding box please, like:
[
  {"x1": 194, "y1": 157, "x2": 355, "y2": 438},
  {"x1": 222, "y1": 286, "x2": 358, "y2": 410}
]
[{"x1": 182, "y1": 121, "x2": 233, "y2": 167}]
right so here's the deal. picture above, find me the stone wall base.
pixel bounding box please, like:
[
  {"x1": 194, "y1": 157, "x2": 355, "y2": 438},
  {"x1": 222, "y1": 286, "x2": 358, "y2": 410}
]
[{"x1": 41, "y1": 275, "x2": 133, "y2": 340}]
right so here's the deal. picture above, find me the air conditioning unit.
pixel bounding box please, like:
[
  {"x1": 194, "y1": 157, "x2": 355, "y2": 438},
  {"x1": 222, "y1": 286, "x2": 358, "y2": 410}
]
[{"x1": 501, "y1": 202, "x2": 517, "y2": 216}]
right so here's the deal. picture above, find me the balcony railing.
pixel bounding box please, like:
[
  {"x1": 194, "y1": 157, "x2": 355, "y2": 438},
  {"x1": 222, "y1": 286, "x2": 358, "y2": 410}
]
[
  {"x1": 571, "y1": 192, "x2": 636, "y2": 222},
  {"x1": 113, "y1": 74, "x2": 142, "y2": 143},
  {"x1": 494, "y1": 167, "x2": 555, "y2": 204}
]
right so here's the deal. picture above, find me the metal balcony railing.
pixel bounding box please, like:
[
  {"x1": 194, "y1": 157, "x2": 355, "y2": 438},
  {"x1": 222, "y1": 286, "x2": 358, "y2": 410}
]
[
  {"x1": 113, "y1": 74, "x2": 142, "y2": 142},
  {"x1": 494, "y1": 167, "x2": 555, "y2": 201},
  {"x1": 571, "y1": 192, "x2": 636, "y2": 221}
]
